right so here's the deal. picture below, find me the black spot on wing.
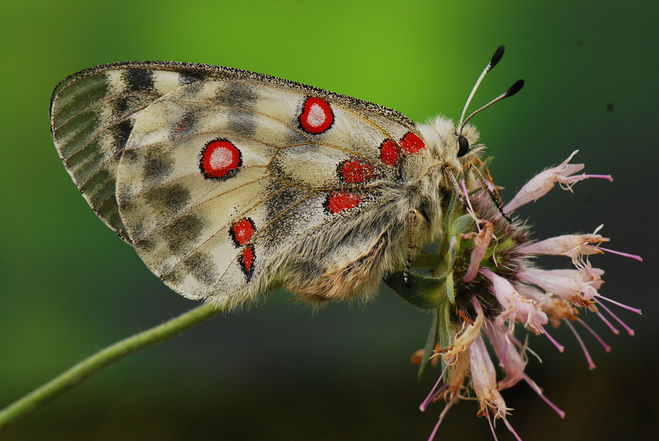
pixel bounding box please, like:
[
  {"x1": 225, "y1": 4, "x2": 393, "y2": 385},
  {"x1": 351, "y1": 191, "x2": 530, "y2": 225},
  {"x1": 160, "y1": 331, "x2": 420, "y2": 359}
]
[
  {"x1": 122, "y1": 149, "x2": 138, "y2": 164},
  {"x1": 143, "y1": 146, "x2": 174, "y2": 184},
  {"x1": 114, "y1": 96, "x2": 130, "y2": 116},
  {"x1": 135, "y1": 237, "x2": 155, "y2": 253},
  {"x1": 170, "y1": 111, "x2": 197, "y2": 140},
  {"x1": 178, "y1": 70, "x2": 206, "y2": 85},
  {"x1": 217, "y1": 82, "x2": 258, "y2": 108},
  {"x1": 160, "y1": 266, "x2": 185, "y2": 285},
  {"x1": 263, "y1": 186, "x2": 312, "y2": 245},
  {"x1": 284, "y1": 128, "x2": 310, "y2": 146},
  {"x1": 227, "y1": 109, "x2": 256, "y2": 137},
  {"x1": 145, "y1": 183, "x2": 191, "y2": 217},
  {"x1": 265, "y1": 186, "x2": 305, "y2": 221},
  {"x1": 161, "y1": 214, "x2": 203, "y2": 254},
  {"x1": 184, "y1": 252, "x2": 218, "y2": 286},
  {"x1": 111, "y1": 94, "x2": 156, "y2": 119},
  {"x1": 111, "y1": 119, "x2": 134, "y2": 156},
  {"x1": 215, "y1": 82, "x2": 259, "y2": 138},
  {"x1": 123, "y1": 69, "x2": 155, "y2": 92}
]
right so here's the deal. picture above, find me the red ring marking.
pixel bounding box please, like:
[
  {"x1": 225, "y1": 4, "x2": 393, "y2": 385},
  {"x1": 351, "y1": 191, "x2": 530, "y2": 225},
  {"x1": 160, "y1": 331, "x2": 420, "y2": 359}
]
[
  {"x1": 299, "y1": 96, "x2": 334, "y2": 134},
  {"x1": 324, "y1": 192, "x2": 363, "y2": 213},
  {"x1": 400, "y1": 132, "x2": 426, "y2": 154},
  {"x1": 200, "y1": 139, "x2": 242, "y2": 180},
  {"x1": 229, "y1": 218, "x2": 255, "y2": 247},
  {"x1": 339, "y1": 160, "x2": 375, "y2": 184},
  {"x1": 239, "y1": 245, "x2": 256, "y2": 278},
  {"x1": 379, "y1": 139, "x2": 399, "y2": 166}
]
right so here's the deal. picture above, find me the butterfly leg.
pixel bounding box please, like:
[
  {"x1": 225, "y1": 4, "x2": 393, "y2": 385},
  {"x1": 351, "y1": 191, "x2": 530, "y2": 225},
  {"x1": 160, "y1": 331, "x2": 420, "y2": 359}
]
[
  {"x1": 403, "y1": 209, "x2": 420, "y2": 285},
  {"x1": 467, "y1": 163, "x2": 512, "y2": 223}
]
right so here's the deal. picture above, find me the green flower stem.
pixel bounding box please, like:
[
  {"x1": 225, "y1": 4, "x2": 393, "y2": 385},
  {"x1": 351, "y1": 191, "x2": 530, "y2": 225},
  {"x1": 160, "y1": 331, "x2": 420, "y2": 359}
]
[{"x1": 0, "y1": 302, "x2": 221, "y2": 430}]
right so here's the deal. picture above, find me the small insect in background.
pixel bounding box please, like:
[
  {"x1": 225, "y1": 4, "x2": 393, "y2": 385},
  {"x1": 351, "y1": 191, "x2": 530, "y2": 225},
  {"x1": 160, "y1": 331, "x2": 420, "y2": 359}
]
[{"x1": 50, "y1": 46, "x2": 520, "y2": 309}]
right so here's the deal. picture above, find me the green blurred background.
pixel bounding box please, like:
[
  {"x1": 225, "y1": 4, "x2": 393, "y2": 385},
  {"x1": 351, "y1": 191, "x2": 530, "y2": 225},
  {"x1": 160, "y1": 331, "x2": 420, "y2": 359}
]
[{"x1": 1, "y1": 0, "x2": 657, "y2": 439}]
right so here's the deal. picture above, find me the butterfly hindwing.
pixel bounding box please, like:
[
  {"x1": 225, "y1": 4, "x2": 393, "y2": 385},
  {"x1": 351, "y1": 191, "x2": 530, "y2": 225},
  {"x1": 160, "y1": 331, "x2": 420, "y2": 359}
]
[{"x1": 51, "y1": 62, "x2": 430, "y2": 305}]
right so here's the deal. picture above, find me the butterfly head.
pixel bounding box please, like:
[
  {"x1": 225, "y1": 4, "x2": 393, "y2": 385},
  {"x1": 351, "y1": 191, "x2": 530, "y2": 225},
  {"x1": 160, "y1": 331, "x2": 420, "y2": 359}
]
[{"x1": 418, "y1": 116, "x2": 483, "y2": 172}]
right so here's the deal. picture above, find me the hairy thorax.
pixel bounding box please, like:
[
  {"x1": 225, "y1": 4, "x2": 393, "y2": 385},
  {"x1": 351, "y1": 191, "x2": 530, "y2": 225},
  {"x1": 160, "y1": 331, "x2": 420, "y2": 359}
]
[{"x1": 281, "y1": 117, "x2": 485, "y2": 304}]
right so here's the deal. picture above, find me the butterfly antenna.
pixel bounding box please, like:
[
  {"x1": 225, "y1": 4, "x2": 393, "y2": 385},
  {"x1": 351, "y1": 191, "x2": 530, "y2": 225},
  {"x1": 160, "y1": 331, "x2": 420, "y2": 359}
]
[
  {"x1": 457, "y1": 45, "x2": 505, "y2": 133},
  {"x1": 458, "y1": 79, "x2": 525, "y2": 133}
]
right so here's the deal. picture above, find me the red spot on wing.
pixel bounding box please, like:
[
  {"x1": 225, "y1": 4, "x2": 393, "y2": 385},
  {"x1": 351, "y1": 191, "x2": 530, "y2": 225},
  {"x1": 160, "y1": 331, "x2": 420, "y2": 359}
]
[
  {"x1": 200, "y1": 139, "x2": 242, "y2": 180},
  {"x1": 400, "y1": 132, "x2": 426, "y2": 154},
  {"x1": 339, "y1": 160, "x2": 375, "y2": 184},
  {"x1": 239, "y1": 245, "x2": 256, "y2": 279},
  {"x1": 379, "y1": 139, "x2": 400, "y2": 166},
  {"x1": 299, "y1": 96, "x2": 334, "y2": 134},
  {"x1": 324, "y1": 192, "x2": 363, "y2": 213},
  {"x1": 230, "y1": 218, "x2": 255, "y2": 247}
]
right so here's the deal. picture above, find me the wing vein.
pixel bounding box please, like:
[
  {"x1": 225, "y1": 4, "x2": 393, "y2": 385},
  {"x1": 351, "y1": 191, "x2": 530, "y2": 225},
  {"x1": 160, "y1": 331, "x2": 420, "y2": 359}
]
[{"x1": 159, "y1": 184, "x2": 294, "y2": 279}]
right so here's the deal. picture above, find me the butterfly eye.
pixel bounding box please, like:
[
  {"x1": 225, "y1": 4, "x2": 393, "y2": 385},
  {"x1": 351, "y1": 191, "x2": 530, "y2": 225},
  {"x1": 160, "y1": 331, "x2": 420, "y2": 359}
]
[{"x1": 457, "y1": 135, "x2": 470, "y2": 157}]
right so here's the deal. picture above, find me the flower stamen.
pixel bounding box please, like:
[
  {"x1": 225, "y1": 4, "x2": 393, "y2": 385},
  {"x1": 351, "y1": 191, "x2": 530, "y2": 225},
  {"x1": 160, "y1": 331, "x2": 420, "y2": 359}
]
[
  {"x1": 420, "y1": 362, "x2": 450, "y2": 412},
  {"x1": 577, "y1": 317, "x2": 611, "y2": 352},
  {"x1": 596, "y1": 311, "x2": 620, "y2": 335},
  {"x1": 598, "y1": 302, "x2": 636, "y2": 336},
  {"x1": 502, "y1": 417, "x2": 524, "y2": 441},
  {"x1": 539, "y1": 325, "x2": 565, "y2": 352},
  {"x1": 485, "y1": 408, "x2": 500, "y2": 441},
  {"x1": 564, "y1": 319, "x2": 596, "y2": 370},
  {"x1": 595, "y1": 294, "x2": 643, "y2": 315},
  {"x1": 523, "y1": 374, "x2": 566, "y2": 418},
  {"x1": 597, "y1": 246, "x2": 643, "y2": 262},
  {"x1": 427, "y1": 396, "x2": 459, "y2": 441}
]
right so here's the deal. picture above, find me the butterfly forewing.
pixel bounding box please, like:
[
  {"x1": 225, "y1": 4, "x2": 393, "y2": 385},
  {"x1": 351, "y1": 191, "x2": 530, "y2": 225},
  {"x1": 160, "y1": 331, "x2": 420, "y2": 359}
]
[{"x1": 50, "y1": 62, "x2": 429, "y2": 305}]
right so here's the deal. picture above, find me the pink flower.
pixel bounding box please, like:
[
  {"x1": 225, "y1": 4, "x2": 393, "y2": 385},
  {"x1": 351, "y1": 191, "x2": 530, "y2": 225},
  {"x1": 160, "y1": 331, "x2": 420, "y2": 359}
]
[
  {"x1": 514, "y1": 283, "x2": 577, "y2": 326},
  {"x1": 469, "y1": 334, "x2": 510, "y2": 419},
  {"x1": 517, "y1": 267, "x2": 603, "y2": 305},
  {"x1": 503, "y1": 150, "x2": 613, "y2": 214},
  {"x1": 518, "y1": 225, "x2": 642, "y2": 266},
  {"x1": 518, "y1": 226, "x2": 608, "y2": 267},
  {"x1": 480, "y1": 268, "x2": 548, "y2": 334},
  {"x1": 485, "y1": 324, "x2": 526, "y2": 390},
  {"x1": 401, "y1": 152, "x2": 642, "y2": 441}
]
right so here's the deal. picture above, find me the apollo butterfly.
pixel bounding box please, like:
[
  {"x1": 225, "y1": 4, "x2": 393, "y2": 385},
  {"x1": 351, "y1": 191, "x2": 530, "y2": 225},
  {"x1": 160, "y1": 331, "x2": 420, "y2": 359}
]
[{"x1": 49, "y1": 46, "x2": 521, "y2": 308}]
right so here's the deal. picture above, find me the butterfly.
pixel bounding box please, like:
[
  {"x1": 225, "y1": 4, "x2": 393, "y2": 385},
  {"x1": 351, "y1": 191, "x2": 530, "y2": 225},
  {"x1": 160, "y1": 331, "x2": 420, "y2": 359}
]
[{"x1": 50, "y1": 46, "x2": 521, "y2": 309}]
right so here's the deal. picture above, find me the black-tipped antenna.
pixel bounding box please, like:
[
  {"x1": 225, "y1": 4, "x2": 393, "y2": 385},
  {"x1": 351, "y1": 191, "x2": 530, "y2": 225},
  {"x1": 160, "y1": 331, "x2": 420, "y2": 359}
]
[
  {"x1": 457, "y1": 45, "x2": 505, "y2": 132},
  {"x1": 459, "y1": 80, "x2": 525, "y2": 131}
]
